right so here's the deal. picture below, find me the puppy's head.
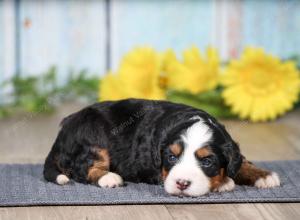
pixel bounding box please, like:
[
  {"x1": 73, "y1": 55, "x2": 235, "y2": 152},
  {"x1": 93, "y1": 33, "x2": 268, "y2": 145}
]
[{"x1": 161, "y1": 117, "x2": 242, "y2": 197}]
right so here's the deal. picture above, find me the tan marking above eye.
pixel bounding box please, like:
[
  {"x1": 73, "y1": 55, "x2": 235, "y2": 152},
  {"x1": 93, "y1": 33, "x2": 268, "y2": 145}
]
[
  {"x1": 195, "y1": 146, "x2": 212, "y2": 158},
  {"x1": 169, "y1": 143, "x2": 183, "y2": 156}
]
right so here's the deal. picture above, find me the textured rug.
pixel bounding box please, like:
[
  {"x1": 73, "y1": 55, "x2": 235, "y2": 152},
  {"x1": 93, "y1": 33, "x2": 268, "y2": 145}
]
[{"x1": 0, "y1": 161, "x2": 299, "y2": 206}]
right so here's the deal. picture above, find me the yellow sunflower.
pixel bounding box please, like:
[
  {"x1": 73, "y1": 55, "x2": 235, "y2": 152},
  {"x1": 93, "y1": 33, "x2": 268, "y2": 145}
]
[
  {"x1": 166, "y1": 47, "x2": 220, "y2": 94},
  {"x1": 99, "y1": 72, "x2": 128, "y2": 101},
  {"x1": 221, "y1": 47, "x2": 300, "y2": 122},
  {"x1": 161, "y1": 49, "x2": 177, "y2": 74},
  {"x1": 99, "y1": 47, "x2": 166, "y2": 101}
]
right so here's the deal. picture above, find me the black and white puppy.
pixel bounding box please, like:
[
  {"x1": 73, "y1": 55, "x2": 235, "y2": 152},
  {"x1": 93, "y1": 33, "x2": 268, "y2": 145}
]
[{"x1": 44, "y1": 99, "x2": 280, "y2": 196}]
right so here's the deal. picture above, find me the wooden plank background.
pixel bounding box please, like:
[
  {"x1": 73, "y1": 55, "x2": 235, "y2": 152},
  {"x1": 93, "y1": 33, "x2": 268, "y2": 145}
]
[
  {"x1": 19, "y1": 0, "x2": 107, "y2": 80},
  {"x1": 0, "y1": 0, "x2": 300, "y2": 87},
  {"x1": 0, "y1": 0, "x2": 16, "y2": 79},
  {"x1": 0, "y1": 0, "x2": 16, "y2": 103},
  {"x1": 110, "y1": 0, "x2": 214, "y2": 69}
]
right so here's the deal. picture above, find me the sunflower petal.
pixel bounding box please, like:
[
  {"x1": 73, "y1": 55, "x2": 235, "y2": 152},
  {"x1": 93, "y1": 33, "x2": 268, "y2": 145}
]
[{"x1": 222, "y1": 47, "x2": 300, "y2": 122}]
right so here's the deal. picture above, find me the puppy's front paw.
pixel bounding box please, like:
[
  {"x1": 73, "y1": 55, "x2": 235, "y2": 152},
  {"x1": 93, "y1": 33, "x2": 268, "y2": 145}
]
[
  {"x1": 56, "y1": 174, "x2": 70, "y2": 185},
  {"x1": 213, "y1": 177, "x2": 235, "y2": 192},
  {"x1": 98, "y1": 172, "x2": 123, "y2": 188},
  {"x1": 254, "y1": 172, "x2": 280, "y2": 188}
]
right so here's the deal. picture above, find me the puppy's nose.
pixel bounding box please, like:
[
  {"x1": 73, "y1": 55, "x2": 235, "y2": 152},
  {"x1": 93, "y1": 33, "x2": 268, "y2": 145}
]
[{"x1": 176, "y1": 179, "x2": 191, "y2": 191}]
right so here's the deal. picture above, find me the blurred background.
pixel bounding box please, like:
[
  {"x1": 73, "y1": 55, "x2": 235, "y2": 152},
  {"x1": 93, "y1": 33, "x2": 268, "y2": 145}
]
[{"x1": 0, "y1": 0, "x2": 300, "y2": 163}]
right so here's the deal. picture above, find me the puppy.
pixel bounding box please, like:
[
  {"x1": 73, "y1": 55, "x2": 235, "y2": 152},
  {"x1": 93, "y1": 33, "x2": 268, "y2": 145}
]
[{"x1": 44, "y1": 99, "x2": 280, "y2": 196}]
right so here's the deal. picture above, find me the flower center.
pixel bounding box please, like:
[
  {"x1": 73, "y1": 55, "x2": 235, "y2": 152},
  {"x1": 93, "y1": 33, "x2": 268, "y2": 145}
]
[{"x1": 244, "y1": 67, "x2": 279, "y2": 96}]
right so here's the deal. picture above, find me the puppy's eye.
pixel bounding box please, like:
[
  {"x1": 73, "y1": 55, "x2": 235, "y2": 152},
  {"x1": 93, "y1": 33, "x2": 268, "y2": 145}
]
[
  {"x1": 201, "y1": 157, "x2": 212, "y2": 167},
  {"x1": 168, "y1": 155, "x2": 178, "y2": 163}
]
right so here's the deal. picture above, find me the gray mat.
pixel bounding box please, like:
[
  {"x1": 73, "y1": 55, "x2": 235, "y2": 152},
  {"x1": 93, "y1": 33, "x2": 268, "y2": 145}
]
[{"x1": 0, "y1": 161, "x2": 300, "y2": 206}]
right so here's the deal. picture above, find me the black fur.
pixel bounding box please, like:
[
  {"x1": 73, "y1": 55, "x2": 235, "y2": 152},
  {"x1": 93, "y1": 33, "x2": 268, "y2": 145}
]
[{"x1": 44, "y1": 99, "x2": 242, "y2": 184}]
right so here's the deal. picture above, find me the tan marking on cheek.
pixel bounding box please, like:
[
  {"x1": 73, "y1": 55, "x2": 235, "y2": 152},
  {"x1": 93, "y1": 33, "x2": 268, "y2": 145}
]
[
  {"x1": 161, "y1": 167, "x2": 169, "y2": 181},
  {"x1": 196, "y1": 146, "x2": 212, "y2": 158},
  {"x1": 210, "y1": 168, "x2": 225, "y2": 190},
  {"x1": 87, "y1": 148, "x2": 110, "y2": 183},
  {"x1": 169, "y1": 143, "x2": 182, "y2": 156}
]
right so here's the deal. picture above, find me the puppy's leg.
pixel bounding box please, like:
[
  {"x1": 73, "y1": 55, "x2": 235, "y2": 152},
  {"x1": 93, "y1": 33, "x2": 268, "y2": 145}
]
[
  {"x1": 87, "y1": 148, "x2": 123, "y2": 188},
  {"x1": 44, "y1": 146, "x2": 70, "y2": 185},
  {"x1": 211, "y1": 169, "x2": 235, "y2": 192},
  {"x1": 234, "y1": 158, "x2": 280, "y2": 188}
]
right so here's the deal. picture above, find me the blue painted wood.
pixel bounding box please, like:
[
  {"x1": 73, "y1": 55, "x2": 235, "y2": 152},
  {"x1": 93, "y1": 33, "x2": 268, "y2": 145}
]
[
  {"x1": 0, "y1": 0, "x2": 16, "y2": 103},
  {"x1": 241, "y1": 0, "x2": 300, "y2": 58},
  {"x1": 19, "y1": 0, "x2": 107, "y2": 82},
  {"x1": 15, "y1": 0, "x2": 20, "y2": 76},
  {"x1": 0, "y1": 1, "x2": 4, "y2": 82},
  {"x1": 1, "y1": 0, "x2": 300, "y2": 88},
  {"x1": 0, "y1": 0, "x2": 15, "y2": 79},
  {"x1": 110, "y1": 0, "x2": 215, "y2": 69}
]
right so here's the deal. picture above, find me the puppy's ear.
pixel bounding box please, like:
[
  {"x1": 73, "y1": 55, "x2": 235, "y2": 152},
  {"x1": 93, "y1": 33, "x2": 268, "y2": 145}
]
[{"x1": 222, "y1": 141, "x2": 242, "y2": 178}]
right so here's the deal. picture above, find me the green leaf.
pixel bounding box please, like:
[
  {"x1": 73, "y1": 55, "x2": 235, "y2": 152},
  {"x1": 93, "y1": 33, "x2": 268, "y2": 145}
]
[
  {"x1": 167, "y1": 90, "x2": 236, "y2": 119},
  {"x1": 0, "y1": 66, "x2": 100, "y2": 118}
]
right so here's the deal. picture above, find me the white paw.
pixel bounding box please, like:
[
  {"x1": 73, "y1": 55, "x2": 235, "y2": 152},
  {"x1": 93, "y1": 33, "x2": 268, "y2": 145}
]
[
  {"x1": 98, "y1": 172, "x2": 123, "y2": 188},
  {"x1": 255, "y1": 172, "x2": 280, "y2": 188},
  {"x1": 56, "y1": 174, "x2": 70, "y2": 185},
  {"x1": 214, "y1": 177, "x2": 235, "y2": 192}
]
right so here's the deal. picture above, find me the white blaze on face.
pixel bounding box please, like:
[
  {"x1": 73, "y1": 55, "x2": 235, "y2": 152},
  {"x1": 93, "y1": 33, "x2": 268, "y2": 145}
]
[{"x1": 164, "y1": 118, "x2": 212, "y2": 196}]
